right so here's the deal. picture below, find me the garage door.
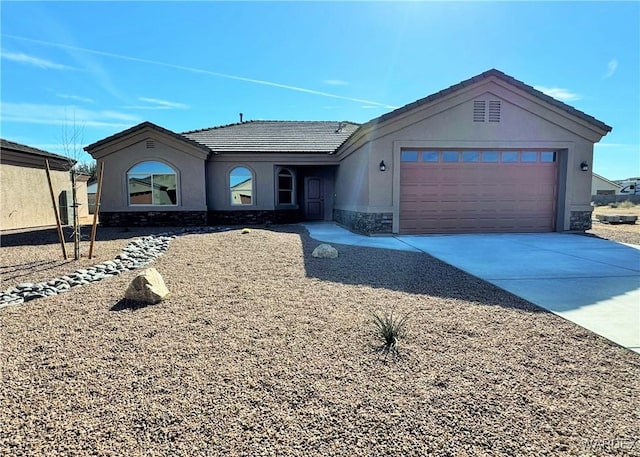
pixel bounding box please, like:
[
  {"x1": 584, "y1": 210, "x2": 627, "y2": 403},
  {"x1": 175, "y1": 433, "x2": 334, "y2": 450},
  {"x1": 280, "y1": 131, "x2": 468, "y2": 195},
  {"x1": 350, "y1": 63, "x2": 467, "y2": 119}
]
[{"x1": 400, "y1": 150, "x2": 558, "y2": 234}]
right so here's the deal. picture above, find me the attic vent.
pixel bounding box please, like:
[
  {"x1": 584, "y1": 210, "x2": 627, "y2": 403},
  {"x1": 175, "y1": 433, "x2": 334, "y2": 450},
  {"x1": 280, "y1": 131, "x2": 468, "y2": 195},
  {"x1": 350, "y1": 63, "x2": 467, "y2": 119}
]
[
  {"x1": 335, "y1": 122, "x2": 345, "y2": 133},
  {"x1": 146, "y1": 140, "x2": 155, "y2": 149},
  {"x1": 473, "y1": 101, "x2": 486, "y2": 122},
  {"x1": 488, "y1": 100, "x2": 501, "y2": 122}
]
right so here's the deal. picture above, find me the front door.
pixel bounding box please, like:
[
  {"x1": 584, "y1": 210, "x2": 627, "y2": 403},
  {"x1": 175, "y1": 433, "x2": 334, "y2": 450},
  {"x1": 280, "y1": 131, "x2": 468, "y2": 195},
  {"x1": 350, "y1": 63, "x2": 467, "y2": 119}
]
[{"x1": 305, "y1": 176, "x2": 324, "y2": 220}]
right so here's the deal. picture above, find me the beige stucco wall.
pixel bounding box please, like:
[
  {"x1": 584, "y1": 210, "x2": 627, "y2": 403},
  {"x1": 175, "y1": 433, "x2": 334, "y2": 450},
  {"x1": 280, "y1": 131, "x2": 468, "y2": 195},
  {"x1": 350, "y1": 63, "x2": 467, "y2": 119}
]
[
  {"x1": 336, "y1": 78, "x2": 607, "y2": 233},
  {"x1": 94, "y1": 134, "x2": 207, "y2": 212},
  {"x1": 1, "y1": 164, "x2": 73, "y2": 231},
  {"x1": 206, "y1": 154, "x2": 337, "y2": 220},
  {"x1": 334, "y1": 144, "x2": 370, "y2": 211},
  {"x1": 75, "y1": 176, "x2": 90, "y2": 220},
  {"x1": 592, "y1": 175, "x2": 620, "y2": 195}
]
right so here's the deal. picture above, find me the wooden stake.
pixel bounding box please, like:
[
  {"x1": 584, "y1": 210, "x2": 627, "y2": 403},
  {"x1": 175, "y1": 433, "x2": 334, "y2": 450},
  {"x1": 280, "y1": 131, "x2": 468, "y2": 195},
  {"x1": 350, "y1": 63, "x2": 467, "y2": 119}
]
[
  {"x1": 45, "y1": 159, "x2": 68, "y2": 260},
  {"x1": 88, "y1": 161, "x2": 104, "y2": 259}
]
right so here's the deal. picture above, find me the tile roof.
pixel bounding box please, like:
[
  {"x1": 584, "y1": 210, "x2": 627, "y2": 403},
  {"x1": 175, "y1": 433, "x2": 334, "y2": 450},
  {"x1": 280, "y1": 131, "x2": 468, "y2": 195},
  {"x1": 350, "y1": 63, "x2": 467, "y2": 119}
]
[
  {"x1": 363, "y1": 68, "x2": 612, "y2": 133},
  {"x1": 1, "y1": 138, "x2": 75, "y2": 164},
  {"x1": 182, "y1": 120, "x2": 360, "y2": 153},
  {"x1": 84, "y1": 121, "x2": 211, "y2": 154}
]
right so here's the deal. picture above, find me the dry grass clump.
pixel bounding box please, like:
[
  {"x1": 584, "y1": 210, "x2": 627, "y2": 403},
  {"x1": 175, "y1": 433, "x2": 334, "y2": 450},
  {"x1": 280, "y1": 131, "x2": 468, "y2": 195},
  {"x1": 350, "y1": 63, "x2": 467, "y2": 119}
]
[{"x1": 1, "y1": 226, "x2": 638, "y2": 456}]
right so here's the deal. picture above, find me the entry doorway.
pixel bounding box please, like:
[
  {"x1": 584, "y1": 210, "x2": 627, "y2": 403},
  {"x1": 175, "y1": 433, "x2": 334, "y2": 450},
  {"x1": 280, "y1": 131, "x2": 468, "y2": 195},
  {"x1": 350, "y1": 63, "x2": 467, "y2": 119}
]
[{"x1": 304, "y1": 176, "x2": 324, "y2": 220}]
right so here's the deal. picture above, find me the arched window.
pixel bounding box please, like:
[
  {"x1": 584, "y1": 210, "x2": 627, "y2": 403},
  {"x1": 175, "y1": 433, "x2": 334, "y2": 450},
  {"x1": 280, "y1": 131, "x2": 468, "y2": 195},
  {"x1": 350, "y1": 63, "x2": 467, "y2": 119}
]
[
  {"x1": 230, "y1": 167, "x2": 253, "y2": 205},
  {"x1": 127, "y1": 161, "x2": 177, "y2": 206},
  {"x1": 277, "y1": 168, "x2": 295, "y2": 205}
]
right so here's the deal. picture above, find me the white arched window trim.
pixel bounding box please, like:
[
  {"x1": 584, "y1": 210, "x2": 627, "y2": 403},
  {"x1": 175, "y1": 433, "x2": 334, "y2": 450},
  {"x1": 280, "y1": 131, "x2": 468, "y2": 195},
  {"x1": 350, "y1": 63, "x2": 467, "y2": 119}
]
[
  {"x1": 127, "y1": 160, "x2": 179, "y2": 206},
  {"x1": 276, "y1": 167, "x2": 296, "y2": 206},
  {"x1": 229, "y1": 165, "x2": 255, "y2": 206}
]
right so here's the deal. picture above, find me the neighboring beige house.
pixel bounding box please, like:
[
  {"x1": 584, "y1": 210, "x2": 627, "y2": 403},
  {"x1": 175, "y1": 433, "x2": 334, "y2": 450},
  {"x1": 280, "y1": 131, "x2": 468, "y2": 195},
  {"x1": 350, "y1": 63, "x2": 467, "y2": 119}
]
[
  {"x1": 592, "y1": 173, "x2": 621, "y2": 196},
  {"x1": 85, "y1": 69, "x2": 612, "y2": 234},
  {"x1": 1, "y1": 139, "x2": 91, "y2": 231}
]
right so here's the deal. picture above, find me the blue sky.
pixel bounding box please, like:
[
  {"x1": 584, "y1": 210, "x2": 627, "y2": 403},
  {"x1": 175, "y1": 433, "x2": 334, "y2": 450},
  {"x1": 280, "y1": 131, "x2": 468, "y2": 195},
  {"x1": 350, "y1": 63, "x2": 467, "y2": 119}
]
[{"x1": 1, "y1": 1, "x2": 638, "y2": 180}]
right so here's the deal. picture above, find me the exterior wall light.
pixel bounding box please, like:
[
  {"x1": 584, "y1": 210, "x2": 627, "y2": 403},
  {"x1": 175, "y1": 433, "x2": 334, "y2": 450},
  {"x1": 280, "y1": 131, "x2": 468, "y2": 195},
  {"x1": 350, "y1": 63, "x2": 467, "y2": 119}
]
[
  {"x1": 379, "y1": 160, "x2": 386, "y2": 172},
  {"x1": 580, "y1": 161, "x2": 589, "y2": 171}
]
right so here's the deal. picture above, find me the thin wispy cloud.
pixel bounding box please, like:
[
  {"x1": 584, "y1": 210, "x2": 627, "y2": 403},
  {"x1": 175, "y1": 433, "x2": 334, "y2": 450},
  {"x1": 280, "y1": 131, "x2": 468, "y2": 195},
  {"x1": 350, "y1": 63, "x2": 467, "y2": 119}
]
[
  {"x1": 323, "y1": 79, "x2": 348, "y2": 86},
  {"x1": 124, "y1": 97, "x2": 190, "y2": 110},
  {"x1": 1, "y1": 50, "x2": 76, "y2": 70},
  {"x1": 534, "y1": 85, "x2": 581, "y2": 102},
  {"x1": 56, "y1": 93, "x2": 94, "y2": 103},
  {"x1": 2, "y1": 34, "x2": 398, "y2": 109},
  {"x1": 1, "y1": 102, "x2": 140, "y2": 128},
  {"x1": 604, "y1": 59, "x2": 618, "y2": 78}
]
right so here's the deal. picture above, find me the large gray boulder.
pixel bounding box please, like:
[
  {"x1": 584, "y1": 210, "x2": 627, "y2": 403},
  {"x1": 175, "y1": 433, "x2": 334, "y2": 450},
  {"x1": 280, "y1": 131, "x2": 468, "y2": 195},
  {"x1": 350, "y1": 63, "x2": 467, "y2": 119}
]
[
  {"x1": 124, "y1": 268, "x2": 169, "y2": 305},
  {"x1": 312, "y1": 243, "x2": 338, "y2": 259}
]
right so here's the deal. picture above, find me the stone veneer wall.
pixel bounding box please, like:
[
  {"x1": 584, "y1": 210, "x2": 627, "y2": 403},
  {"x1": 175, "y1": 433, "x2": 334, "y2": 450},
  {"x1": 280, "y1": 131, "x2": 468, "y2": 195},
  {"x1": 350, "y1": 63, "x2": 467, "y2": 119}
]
[
  {"x1": 208, "y1": 209, "x2": 302, "y2": 226},
  {"x1": 333, "y1": 209, "x2": 393, "y2": 235},
  {"x1": 100, "y1": 211, "x2": 207, "y2": 227},
  {"x1": 569, "y1": 210, "x2": 593, "y2": 231}
]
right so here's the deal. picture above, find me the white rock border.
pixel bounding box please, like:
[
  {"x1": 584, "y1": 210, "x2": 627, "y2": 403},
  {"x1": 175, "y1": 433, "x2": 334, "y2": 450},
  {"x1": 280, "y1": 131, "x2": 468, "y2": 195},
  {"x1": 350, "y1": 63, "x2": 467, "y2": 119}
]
[{"x1": 0, "y1": 226, "x2": 230, "y2": 310}]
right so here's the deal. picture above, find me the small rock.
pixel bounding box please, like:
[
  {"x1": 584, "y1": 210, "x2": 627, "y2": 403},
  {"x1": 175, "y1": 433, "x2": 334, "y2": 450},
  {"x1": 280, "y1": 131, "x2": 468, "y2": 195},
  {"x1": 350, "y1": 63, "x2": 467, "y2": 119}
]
[
  {"x1": 312, "y1": 244, "x2": 339, "y2": 259},
  {"x1": 124, "y1": 268, "x2": 170, "y2": 305}
]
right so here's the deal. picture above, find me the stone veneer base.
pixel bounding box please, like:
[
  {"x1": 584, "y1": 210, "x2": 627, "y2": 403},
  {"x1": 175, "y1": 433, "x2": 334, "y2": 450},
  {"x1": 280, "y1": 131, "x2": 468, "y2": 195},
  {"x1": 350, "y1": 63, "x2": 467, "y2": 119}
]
[
  {"x1": 100, "y1": 211, "x2": 207, "y2": 227},
  {"x1": 333, "y1": 209, "x2": 393, "y2": 235},
  {"x1": 208, "y1": 209, "x2": 302, "y2": 226},
  {"x1": 569, "y1": 210, "x2": 593, "y2": 231}
]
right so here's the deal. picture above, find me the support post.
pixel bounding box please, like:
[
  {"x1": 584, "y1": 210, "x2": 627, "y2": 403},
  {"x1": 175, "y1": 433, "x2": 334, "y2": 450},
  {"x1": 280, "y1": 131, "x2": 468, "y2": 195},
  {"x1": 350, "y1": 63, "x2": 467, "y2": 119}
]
[
  {"x1": 45, "y1": 160, "x2": 68, "y2": 260},
  {"x1": 71, "y1": 169, "x2": 80, "y2": 260},
  {"x1": 88, "y1": 162, "x2": 104, "y2": 259}
]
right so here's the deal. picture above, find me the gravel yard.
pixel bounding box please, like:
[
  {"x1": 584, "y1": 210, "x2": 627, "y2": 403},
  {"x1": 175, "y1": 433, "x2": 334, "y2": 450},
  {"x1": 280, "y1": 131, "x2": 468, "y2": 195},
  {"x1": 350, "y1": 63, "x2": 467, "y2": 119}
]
[
  {"x1": 1, "y1": 226, "x2": 639, "y2": 456},
  {"x1": 588, "y1": 205, "x2": 640, "y2": 246}
]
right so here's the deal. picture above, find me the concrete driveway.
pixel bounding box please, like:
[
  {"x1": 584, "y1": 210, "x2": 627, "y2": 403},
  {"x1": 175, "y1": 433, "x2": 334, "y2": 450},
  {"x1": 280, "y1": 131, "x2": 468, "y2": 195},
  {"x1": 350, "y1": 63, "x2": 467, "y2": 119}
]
[{"x1": 303, "y1": 222, "x2": 640, "y2": 354}]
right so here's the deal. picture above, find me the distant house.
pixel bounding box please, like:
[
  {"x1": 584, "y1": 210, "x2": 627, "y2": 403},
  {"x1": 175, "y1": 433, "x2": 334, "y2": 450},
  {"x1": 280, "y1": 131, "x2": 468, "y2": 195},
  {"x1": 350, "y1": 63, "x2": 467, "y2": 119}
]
[
  {"x1": 592, "y1": 173, "x2": 621, "y2": 196},
  {"x1": 0, "y1": 139, "x2": 89, "y2": 231},
  {"x1": 85, "y1": 69, "x2": 612, "y2": 234}
]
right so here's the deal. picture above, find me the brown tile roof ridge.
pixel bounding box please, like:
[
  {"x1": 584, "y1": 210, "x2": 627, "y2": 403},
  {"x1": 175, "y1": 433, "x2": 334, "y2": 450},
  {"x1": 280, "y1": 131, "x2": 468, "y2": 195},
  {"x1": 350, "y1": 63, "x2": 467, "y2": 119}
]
[
  {"x1": 84, "y1": 121, "x2": 211, "y2": 153},
  {"x1": 366, "y1": 68, "x2": 612, "y2": 133},
  {"x1": 182, "y1": 119, "x2": 361, "y2": 134},
  {"x1": 1, "y1": 138, "x2": 74, "y2": 163}
]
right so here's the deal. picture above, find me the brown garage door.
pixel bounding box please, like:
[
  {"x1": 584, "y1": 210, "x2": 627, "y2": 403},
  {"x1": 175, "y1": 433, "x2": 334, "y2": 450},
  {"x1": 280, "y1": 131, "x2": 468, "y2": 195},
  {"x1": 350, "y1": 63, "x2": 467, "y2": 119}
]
[{"x1": 400, "y1": 150, "x2": 558, "y2": 234}]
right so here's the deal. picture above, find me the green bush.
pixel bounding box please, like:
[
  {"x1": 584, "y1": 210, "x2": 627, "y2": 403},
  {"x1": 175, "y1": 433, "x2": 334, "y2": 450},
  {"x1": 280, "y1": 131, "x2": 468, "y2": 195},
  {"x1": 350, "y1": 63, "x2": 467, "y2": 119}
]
[{"x1": 371, "y1": 310, "x2": 410, "y2": 356}]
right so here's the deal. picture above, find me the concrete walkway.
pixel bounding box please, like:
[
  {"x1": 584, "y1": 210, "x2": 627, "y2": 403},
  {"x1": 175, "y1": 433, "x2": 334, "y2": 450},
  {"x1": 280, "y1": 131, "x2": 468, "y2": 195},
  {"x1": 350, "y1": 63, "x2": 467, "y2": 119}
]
[{"x1": 302, "y1": 222, "x2": 640, "y2": 354}]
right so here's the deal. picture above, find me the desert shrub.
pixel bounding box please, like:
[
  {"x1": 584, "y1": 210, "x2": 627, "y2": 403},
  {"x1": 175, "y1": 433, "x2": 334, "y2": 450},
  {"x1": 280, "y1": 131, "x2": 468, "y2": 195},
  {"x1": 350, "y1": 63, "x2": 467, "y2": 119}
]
[
  {"x1": 609, "y1": 202, "x2": 618, "y2": 208},
  {"x1": 371, "y1": 310, "x2": 410, "y2": 356},
  {"x1": 619, "y1": 200, "x2": 635, "y2": 209}
]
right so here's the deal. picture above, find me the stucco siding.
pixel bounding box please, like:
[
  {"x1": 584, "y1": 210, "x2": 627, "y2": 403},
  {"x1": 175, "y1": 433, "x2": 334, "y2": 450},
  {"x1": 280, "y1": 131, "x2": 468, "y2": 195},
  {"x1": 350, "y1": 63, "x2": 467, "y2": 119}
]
[
  {"x1": 97, "y1": 137, "x2": 207, "y2": 212},
  {"x1": 207, "y1": 160, "x2": 275, "y2": 211},
  {"x1": 334, "y1": 145, "x2": 370, "y2": 212},
  {"x1": 592, "y1": 174, "x2": 621, "y2": 195},
  {"x1": 346, "y1": 87, "x2": 599, "y2": 233},
  {"x1": 1, "y1": 164, "x2": 72, "y2": 230}
]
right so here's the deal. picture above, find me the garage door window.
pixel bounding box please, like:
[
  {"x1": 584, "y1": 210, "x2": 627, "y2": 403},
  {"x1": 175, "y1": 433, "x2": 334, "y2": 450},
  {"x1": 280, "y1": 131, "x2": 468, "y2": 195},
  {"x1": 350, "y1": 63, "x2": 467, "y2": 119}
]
[
  {"x1": 482, "y1": 151, "x2": 499, "y2": 162},
  {"x1": 462, "y1": 151, "x2": 479, "y2": 162},
  {"x1": 401, "y1": 149, "x2": 557, "y2": 164},
  {"x1": 422, "y1": 151, "x2": 438, "y2": 162},
  {"x1": 442, "y1": 151, "x2": 459, "y2": 162},
  {"x1": 401, "y1": 151, "x2": 419, "y2": 162},
  {"x1": 502, "y1": 151, "x2": 519, "y2": 162}
]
